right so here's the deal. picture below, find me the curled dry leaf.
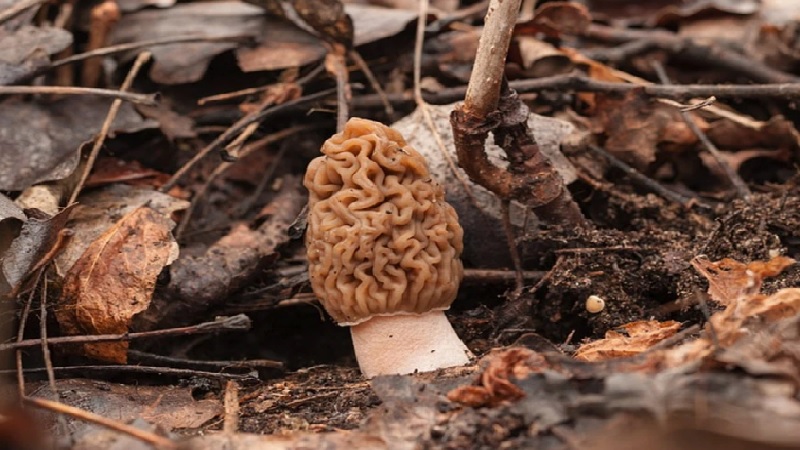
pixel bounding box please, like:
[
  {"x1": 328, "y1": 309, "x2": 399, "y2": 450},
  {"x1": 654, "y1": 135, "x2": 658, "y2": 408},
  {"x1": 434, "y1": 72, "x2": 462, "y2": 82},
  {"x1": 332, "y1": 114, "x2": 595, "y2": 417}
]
[
  {"x1": 57, "y1": 206, "x2": 180, "y2": 363},
  {"x1": 574, "y1": 320, "x2": 682, "y2": 362},
  {"x1": 691, "y1": 254, "x2": 797, "y2": 306},
  {"x1": 447, "y1": 348, "x2": 546, "y2": 407}
]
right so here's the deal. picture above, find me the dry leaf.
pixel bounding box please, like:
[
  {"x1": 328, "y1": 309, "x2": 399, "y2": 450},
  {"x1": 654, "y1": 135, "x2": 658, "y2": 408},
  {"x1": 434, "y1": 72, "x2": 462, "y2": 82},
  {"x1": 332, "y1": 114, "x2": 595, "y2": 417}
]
[
  {"x1": 448, "y1": 348, "x2": 545, "y2": 407},
  {"x1": 691, "y1": 255, "x2": 796, "y2": 306},
  {"x1": 575, "y1": 320, "x2": 682, "y2": 362},
  {"x1": 57, "y1": 206, "x2": 179, "y2": 363},
  {"x1": 0, "y1": 97, "x2": 152, "y2": 191}
]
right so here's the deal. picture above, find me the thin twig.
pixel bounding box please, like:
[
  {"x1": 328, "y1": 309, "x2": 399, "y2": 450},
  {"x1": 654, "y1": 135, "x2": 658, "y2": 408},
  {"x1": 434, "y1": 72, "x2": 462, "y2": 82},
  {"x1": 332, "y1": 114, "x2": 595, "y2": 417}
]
[
  {"x1": 197, "y1": 62, "x2": 325, "y2": 105},
  {"x1": 128, "y1": 350, "x2": 284, "y2": 370},
  {"x1": 0, "y1": 0, "x2": 44, "y2": 24},
  {"x1": 349, "y1": 50, "x2": 394, "y2": 118},
  {"x1": 500, "y1": 201, "x2": 524, "y2": 295},
  {"x1": 0, "y1": 314, "x2": 251, "y2": 352},
  {"x1": 412, "y1": 0, "x2": 477, "y2": 206},
  {"x1": 175, "y1": 126, "x2": 307, "y2": 239},
  {"x1": 23, "y1": 396, "x2": 178, "y2": 449},
  {"x1": 7, "y1": 365, "x2": 258, "y2": 380},
  {"x1": 160, "y1": 88, "x2": 335, "y2": 192},
  {"x1": 352, "y1": 76, "x2": 800, "y2": 109},
  {"x1": 652, "y1": 61, "x2": 752, "y2": 201},
  {"x1": 39, "y1": 277, "x2": 57, "y2": 400},
  {"x1": 0, "y1": 86, "x2": 156, "y2": 104},
  {"x1": 326, "y1": 49, "x2": 350, "y2": 132},
  {"x1": 585, "y1": 144, "x2": 709, "y2": 208},
  {"x1": 15, "y1": 269, "x2": 44, "y2": 398},
  {"x1": 67, "y1": 52, "x2": 151, "y2": 205}
]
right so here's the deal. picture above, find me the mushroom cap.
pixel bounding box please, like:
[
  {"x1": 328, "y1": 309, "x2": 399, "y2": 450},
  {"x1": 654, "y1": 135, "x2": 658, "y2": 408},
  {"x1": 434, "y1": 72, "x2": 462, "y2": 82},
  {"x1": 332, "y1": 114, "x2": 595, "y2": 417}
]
[{"x1": 304, "y1": 118, "x2": 464, "y2": 325}]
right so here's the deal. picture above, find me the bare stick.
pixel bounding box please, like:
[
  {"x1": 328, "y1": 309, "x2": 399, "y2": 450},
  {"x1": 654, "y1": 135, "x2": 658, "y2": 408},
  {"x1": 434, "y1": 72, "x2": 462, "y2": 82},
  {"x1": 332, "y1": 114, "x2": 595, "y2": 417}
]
[
  {"x1": 7, "y1": 365, "x2": 258, "y2": 380},
  {"x1": 350, "y1": 50, "x2": 394, "y2": 118},
  {"x1": 462, "y1": 0, "x2": 521, "y2": 117},
  {"x1": 652, "y1": 62, "x2": 751, "y2": 200},
  {"x1": 23, "y1": 396, "x2": 178, "y2": 449},
  {"x1": 0, "y1": 86, "x2": 156, "y2": 104},
  {"x1": 39, "y1": 277, "x2": 57, "y2": 400},
  {"x1": 353, "y1": 76, "x2": 800, "y2": 109},
  {"x1": 223, "y1": 381, "x2": 240, "y2": 434},
  {"x1": 68, "y1": 52, "x2": 151, "y2": 205},
  {"x1": 0, "y1": 314, "x2": 251, "y2": 352}
]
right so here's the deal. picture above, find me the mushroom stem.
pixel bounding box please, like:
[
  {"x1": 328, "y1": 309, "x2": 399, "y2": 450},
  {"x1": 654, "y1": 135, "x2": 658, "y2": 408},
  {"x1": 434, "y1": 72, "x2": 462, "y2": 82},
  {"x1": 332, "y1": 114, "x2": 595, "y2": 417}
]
[{"x1": 350, "y1": 310, "x2": 472, "y2": 378}]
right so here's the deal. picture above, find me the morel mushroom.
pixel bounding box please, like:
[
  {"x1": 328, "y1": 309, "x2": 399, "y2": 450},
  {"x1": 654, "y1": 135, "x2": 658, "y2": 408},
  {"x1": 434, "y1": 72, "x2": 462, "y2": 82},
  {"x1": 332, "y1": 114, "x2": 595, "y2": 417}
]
[{"x1": 304, "y1": 118, "x2": 471, "y2": 378}]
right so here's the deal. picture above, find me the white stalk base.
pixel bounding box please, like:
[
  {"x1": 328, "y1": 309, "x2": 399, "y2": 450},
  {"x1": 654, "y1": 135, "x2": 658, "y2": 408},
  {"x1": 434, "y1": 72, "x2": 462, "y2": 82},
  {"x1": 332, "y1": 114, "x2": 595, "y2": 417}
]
[{"x1": 350, "y1": 310, "x2": 472, "y2": 378}]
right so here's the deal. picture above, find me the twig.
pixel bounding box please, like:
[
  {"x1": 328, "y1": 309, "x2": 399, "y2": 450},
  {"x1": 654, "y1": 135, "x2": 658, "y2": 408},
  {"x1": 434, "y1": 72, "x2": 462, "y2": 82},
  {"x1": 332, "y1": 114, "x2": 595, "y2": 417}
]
[
  {"x1": 585, "y1": 144, "x2": 709, "y2": 208},
  {"x1": 15, "y1": 269, "x2": 44, "y2": 398},
  {"x1": 234, "y1": 132, "x2": 293, "y2": 216},
  {"x1": 349, "y1": 50, "x2": 394, "y2": 118},
  {"x1": 175, "y1": 125, "x2": 307, "y2": 239},
  {"x1": 326, "y1": 49, "x2": 350, "y2": 132},
  {"x1": 160, "y1": 88, "x2": 335, "y2": 192},
  {"x1": 651, "y1": 61, "x2": 752, "y2": 201},
  {"x1": 352, "y1": 76, "x2": 800, "y2": 109},
  {"x1": 413, "y1": 0, "x2": 478, "y2": 207},
  {"x1": 0, "y1": 0, "x2": 44, "y2": 24},
  {"x1": 583, "y1": 24, "x2": 800, "y2": 84},
  {"x1": 23, "y1": 396, "x2": 178, "y2": 449},
  {"x1": 0, "y1": 86, "x2": 156, "y2": 104},
  {"x1": 39, "y1": 277, "x2": 57, "y2": 400},
  {"x1": 128, "y1": 350, "x2": 284, "y2": 370},
  {"x1": 82, "y1": 0, "x2": 121, "y2": 87},
  {"x1": 500, "y1": 201, "x2": 524, "y2": 295},
  {"x1": 0, "y1": 314, "x2": 251, "y2": 352},
  {"x1": 7, "y1": 365, "x2": 258, "y2": 380},
  {"x1": 67, "y1": 52, "x2": 151, "y2": 205},
  {"x1": 197, "y1": 62, "x2": 324, "y2": 105},
  {"x1": 462, "y1": 0, "x2": 520, "y2": 117},
  {"x1": 223, "y1": 381, "x2": 240, "y2": 434}
]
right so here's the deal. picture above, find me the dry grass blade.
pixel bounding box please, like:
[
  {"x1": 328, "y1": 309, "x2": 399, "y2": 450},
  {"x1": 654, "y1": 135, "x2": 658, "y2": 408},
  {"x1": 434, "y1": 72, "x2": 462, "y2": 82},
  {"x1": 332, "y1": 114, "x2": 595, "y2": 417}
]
[{"x1": 0, "y1": 86, "x2": 156, "y2": 104}]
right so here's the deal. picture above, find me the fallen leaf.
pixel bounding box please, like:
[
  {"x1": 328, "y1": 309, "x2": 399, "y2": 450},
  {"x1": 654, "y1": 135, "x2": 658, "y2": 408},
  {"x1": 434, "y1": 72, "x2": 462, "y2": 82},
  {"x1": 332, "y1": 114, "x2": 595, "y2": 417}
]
[
  {"x1": 57, "y1": 206, "x2": 180, "y2": 362},
  {"x1": 31, "y1": 378, "x2": 221, "y2": 432},
  {"x1": 345, "y1": 4, "x2": 418, "y2": 46},
  {"x1": 0, "y1": 97, "x2": 152, "y2": 191},
  {"x1": 2, "y1": 206, "x2": 74, "y2": 297},
  {"x1": 575, "y1": 320, "x2": 682, "y2": 362},
  {"x1": 54, "y1": 185, "x2": 189, "y2": 275},
  {"x1": 592, "y1": 90, "x2": 698, "y2": 170},
  {"x1": 110, "y1": 2, "x2": 325, "y2": 84},
  {"x1": 448, "y1": 348, "x2": 546, "y2": 407},
  {"x1": 515, "y1": 2, "x2": 591, "y2": 38},
  {"x1": 691, "y1": 255, "x2": 796, "y2": 306},
  {"x1": 0, "y1": 26, "x2": 73, "y2": 85}
]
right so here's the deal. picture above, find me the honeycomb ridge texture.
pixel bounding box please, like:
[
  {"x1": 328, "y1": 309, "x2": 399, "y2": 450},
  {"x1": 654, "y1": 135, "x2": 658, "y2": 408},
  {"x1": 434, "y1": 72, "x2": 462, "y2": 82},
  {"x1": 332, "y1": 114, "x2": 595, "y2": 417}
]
[{"x1": 304, "y1": 118, "x2": 464, "y2": 325}]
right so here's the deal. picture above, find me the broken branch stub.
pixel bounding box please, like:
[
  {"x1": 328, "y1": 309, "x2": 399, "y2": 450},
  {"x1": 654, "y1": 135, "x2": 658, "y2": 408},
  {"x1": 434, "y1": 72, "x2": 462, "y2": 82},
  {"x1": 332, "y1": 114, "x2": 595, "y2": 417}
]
[{"x1": 451, "y1": 85, "x2": 586, "y2": 225}]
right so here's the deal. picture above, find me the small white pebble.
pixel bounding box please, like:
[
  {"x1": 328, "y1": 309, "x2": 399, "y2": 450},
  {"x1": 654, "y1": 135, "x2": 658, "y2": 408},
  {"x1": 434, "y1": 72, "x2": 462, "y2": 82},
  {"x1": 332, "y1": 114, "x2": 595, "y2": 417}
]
[
  {"x1": 585, "y1": 295, "x2": 605, "y2": 314},
  {"x1": 768, "y1": 248, "x2": 782, "y2": 259}
]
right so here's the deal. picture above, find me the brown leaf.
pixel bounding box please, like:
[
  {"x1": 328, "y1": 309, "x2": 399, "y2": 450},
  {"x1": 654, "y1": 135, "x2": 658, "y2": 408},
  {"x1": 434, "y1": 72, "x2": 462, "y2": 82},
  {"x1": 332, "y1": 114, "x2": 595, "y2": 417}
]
[
  {"x1": 515, "y1": 2, "x2": 591, "y2": 38},
  {"x1": 691, "y1": 255, "x2": 796, "y2": 306},
  {"x1": 592, "y1": 90, "x2": 696, "y2": 170},
  {"x1": 448, "y1": 348, "x2": 546, "y2": 407},
  {"x1": 57, "y1": 206, "x2": 179, "y2": 362},
  {"x1": 575, "y1": 320, "x2": 681, "y2": 362}
]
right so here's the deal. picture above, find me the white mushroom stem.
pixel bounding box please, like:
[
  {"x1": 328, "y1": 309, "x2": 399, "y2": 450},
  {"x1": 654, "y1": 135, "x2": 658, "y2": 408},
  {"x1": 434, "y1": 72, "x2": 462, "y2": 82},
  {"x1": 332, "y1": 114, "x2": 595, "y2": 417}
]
[{"x1": 350, "y1": 310, "x2": 472, "y2": 378}]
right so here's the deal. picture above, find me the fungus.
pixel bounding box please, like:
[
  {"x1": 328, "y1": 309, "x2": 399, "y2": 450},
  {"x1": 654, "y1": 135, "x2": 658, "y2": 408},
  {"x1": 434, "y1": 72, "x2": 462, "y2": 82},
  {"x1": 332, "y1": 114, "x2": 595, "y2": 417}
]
[{"x1": 304, "y1": 118, "x2": 471, "y2": 378}]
